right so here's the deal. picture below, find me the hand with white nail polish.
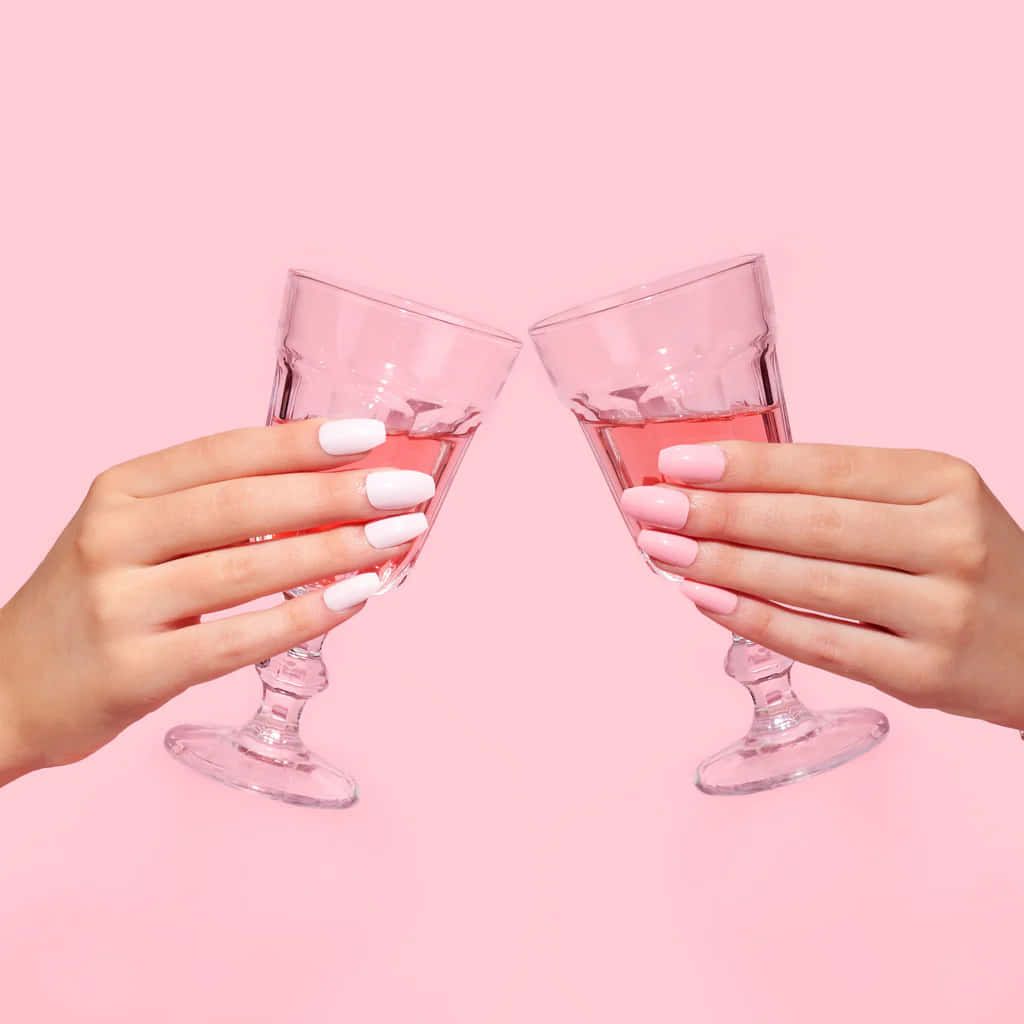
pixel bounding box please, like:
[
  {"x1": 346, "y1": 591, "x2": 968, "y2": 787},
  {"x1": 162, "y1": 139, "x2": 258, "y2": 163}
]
[
  {"x1": 623, "y1": 441, "x2": 1024, "y2": 730},
  {"x1": 0, "y1": 418, "x2": 435, "y2": 786}
]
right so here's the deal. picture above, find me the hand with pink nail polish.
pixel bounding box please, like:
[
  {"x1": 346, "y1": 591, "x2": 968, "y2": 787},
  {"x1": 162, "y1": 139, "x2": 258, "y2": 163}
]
[
  {"x1": 0, "y1": 418, "x2": 434, "y2": 786},
  {"x1": 644, "y1": 440, "x2": 1024, "y2": 730}
]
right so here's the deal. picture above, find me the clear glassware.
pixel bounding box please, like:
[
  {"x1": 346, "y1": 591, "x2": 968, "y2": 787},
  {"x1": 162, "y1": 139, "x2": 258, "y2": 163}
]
[
  {"x1": 165, "y1": 270, "x2": 521, "y2": 807},
  {"x1": 529, "y1": 254, "x2": 888, "y2": 795}
]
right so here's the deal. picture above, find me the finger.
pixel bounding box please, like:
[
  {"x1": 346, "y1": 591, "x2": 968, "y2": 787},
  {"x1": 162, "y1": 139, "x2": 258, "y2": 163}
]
[
  {"x1": 678, "y1": 584, "x2": 921, "y2": 700},
  {"x1": 658, "y1": 441, "x2": 959, "y2": 504},
  {"x1": 638, "y1": 530, "x2": 942, "y2": 636},
  {"x1": 134, "y1": 467, "x2": 435, "y2": 563},
  {"x1": 149, "y1": 514, "x2": 427, "y2": 620},
  {"x1": 622, "y1": 486, "x2": 936, "y2": 572},
  {"x1": 105, "y1": 418, "x2": 387, "y2": 498},
  {"x1": 154, "y1": 575, "x2": 380, "y2": 693}
]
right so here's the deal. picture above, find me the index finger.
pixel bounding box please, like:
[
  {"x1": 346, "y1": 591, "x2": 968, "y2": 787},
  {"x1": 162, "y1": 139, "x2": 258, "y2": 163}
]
[
  {"x1": 105, "y1": 418, "x2": 386, "y2": 498},
  {"x1": 658, "y1": 441, "x2": 955, "y2": 504}
]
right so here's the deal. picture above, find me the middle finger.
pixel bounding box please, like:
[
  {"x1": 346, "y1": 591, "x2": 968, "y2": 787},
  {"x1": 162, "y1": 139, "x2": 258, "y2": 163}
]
[
  {"x1": 638, "y1": 531, "x2": 946, "y2": 636},
  {"x1": 147, "y1": 512, "x2": 428, "y2": 621},
  {"x1": 134, "y1": 467, "x2": 436, "y2": 563}
]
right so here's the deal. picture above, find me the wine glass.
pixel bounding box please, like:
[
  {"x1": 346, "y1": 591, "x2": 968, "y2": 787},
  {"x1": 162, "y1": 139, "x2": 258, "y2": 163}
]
[
  {"x1": 165, "y1": 270, "x2": 521, "y2": 808},
  {"x1": 529, "y1": 254, "x2": 888, "y2": 795}
]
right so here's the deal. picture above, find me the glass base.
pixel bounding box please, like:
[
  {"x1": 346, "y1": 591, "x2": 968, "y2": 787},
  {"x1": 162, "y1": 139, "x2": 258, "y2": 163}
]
[
  {"x1": 695, "y1": 706, "x2": 889, "y2": 796},
  {"x1": 164, "y1": 723, "x2": 359, "y2": 809}
]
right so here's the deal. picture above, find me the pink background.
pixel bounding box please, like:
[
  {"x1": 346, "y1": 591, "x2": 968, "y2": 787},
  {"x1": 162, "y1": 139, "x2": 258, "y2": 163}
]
[{"x1": 2, "y1": 2, "x2": 1023, "y2": 1021}]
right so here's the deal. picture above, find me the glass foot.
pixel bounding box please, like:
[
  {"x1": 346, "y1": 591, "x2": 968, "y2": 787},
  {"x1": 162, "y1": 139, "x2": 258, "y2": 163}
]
[
  {"x1": 164, "y1": 723, "x2": 359, "y2": 809},
  {"x1": 695, "y1": 706, "x2": 889, "y2": 796}
]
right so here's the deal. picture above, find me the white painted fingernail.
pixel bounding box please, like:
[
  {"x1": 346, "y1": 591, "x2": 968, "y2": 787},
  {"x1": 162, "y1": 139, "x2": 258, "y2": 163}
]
[
  {"x1": 364, "y1": 512, "x2": 429, "y2": 549},
  {"x1": 365, "y1": 470, "x2": 435, "y2": 510},
  {"x1": 323, "y1": 572, "x2": 380, "y2": 612},
  {"x1": 318, "y1": 418, "x2": 387, "y2": 455}
]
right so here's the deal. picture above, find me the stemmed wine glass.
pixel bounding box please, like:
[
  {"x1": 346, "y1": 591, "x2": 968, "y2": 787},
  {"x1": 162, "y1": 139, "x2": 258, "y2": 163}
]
[
  {"x1": 529, "y1": 254, "x2": 888, "y2": 794},
  {"x1": 166, "y1": 270, "x2": 521, "y2": 807}
]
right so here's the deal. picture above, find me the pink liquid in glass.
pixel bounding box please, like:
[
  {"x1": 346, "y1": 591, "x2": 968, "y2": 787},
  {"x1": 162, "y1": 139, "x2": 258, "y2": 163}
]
[
  {"x1": 578, "y1": 404, "x2": 784, "y2": 571},
  {"x1": 267, "y1": 421, "x2": 475, "y2": 588}
]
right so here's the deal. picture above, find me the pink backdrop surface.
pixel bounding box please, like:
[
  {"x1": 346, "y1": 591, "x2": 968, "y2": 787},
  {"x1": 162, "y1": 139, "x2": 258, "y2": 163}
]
[{"x1": 2, "y1": 2, "x2": 1023, "y2": 1021}]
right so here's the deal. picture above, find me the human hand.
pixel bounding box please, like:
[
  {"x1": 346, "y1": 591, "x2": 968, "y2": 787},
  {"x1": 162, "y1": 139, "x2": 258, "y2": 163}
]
[
  {"x1": 0, "y1": 419, "x2": 435, "y2": 785},
  {"x1": 621, "y1": 443, "x2": 1024, "y2": 729}
]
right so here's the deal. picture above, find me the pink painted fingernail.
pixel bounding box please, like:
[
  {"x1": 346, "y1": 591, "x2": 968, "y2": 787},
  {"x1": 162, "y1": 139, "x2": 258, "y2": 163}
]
[
  {"x1": 679, "y1": 579, "x2": 738, "y2": 614},
  {"x1": 621, "y1": 486, "x2": 689, "y2": 530},
  {"x1": 658, "y1": 444, "x2": 726, "y2": 483},
  {"x1": 638, "y1": 529, "x2": 699, "y2": 567}
]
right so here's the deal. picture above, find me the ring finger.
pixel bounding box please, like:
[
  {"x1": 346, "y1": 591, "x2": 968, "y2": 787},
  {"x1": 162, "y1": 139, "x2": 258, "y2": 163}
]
[
  {"x1": 638, "y1": 529, "x2": 937, "y2": 635},
  {"x1": 148, "y1": 512, "x2": 428, "y2": 621}
]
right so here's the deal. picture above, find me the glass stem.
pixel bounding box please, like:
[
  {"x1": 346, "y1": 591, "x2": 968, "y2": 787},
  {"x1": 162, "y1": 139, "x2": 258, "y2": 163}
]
[
  {"x1": 236, "y1": 634, "x2": 329, "y2": 753},
  {"x1": 725, "y1": 634, "x2": 814, "y2": 735}
]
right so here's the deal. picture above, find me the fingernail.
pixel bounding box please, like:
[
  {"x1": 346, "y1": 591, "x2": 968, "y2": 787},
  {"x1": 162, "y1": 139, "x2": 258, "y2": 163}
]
[
  {"x1": 658, "y1": 444, "x2": 726, "y2": 483},
  {"x1": 364, "y1": 512, "x2": 429, "y2": 549},
  {"x1": 318, "y1": 418, "x2": 387, "y2": 455},
  {"x1": 365, "y1": 470, "x2": 436, "y2": 510},
  {"x1": 679, "y1": 579, "x2": 738, "y2": 614},
  {"x1": 323, "y1": 572, "x2": 381, "y2": 611},
  {"x1": 638, "y1": 529, "x2": 698, "y2": 567},
  {"x1": 621, "y1": 486, "x2": 690, "y2": 530}
]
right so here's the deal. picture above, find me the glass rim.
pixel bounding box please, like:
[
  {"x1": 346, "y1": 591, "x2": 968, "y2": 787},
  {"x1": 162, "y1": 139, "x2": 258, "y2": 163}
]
[
  {"x1": 289, "y1": 269, "x2": 523, "y2": 349},
  {"x1": 528, "y1": 253, "x2": 765, "y2": 334}
]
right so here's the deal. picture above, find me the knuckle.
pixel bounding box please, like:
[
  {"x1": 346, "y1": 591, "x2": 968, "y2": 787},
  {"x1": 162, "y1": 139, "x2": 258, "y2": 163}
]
[
  {"x1": 939, "y1": 585, "x2": 979, "y2": 644},
  {"x1": 280, "y1": 595, "x2": 318, "y2": 640},
  {"x1": 697, "y1": 540, "x2": 732, "y2": 576},
  {"x1": 741, "y1": 599, "x2": 776, "y2": 642},
  {"x1": 805, "y1": 629, "x2": 849, "y2": 673},
  {"x1": 819, "y1": 449, "x2": 858, "y2": 487},
  {"x1": 320, "y1": 526, "x2": 358, "y2": 566},
  {"x1": 943, "y1": 457, "x2": 984, "y2": 500},
  {"x1": 191, "y1": 432, "x2": 223, "y2": 468},
  {"x1": 215, "y1": 546, "x2": 257, "y2": 589},
  {"x1": 946, "y1": 521, "x2": 988, "y2": 578},
  {"x1": 84, "y1": 575, "x2": 130, "y2": 632},
  {"x1": 210, "y1": 478, "x2": 256, "y2": 522},
  {"x1": 210, "y1": 620, "x2": 253, "y2": 671},
  {"x1": 72, "y1": 511, "x2": 113, "y2": 566},
  {"x1": 804, "y1": 504, "x2": 844, "y2": 546},
  {"x1": 311, "y1": 472, "x2": 346, "y2": 521},
  {"x1": 701, "y1": 494, "x2": 739, "y2": 537},
  {"x1": 87, "y1": 468, "x2": 119, "y2": 500},
  {"x1": 280, "y1": 422, "x2": 311, "y2": 461},
  {"x1": 806, "y1": 564, "x2": 841, "y2": 606}
]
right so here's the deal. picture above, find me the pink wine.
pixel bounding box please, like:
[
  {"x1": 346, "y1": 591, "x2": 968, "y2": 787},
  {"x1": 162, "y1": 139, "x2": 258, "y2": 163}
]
[
  {"x1": 266, "y1": 421, "x2": 474, "y2": 588},
  {"x1": 578, "y1": 404, "x2": 787, "y2": 575}
]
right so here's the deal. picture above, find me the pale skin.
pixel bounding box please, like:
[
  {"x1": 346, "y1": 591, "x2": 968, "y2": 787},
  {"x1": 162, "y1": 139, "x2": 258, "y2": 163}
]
[
  {"x1": 624, "y1": 443, "x2": 1024, "y2": 729},
  {"x1": 0, "y1": 419, "x2": 429, "y2": 787},
  {"x1": 3, "y1": 435, "x2": 1023, "y2": 790}
]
